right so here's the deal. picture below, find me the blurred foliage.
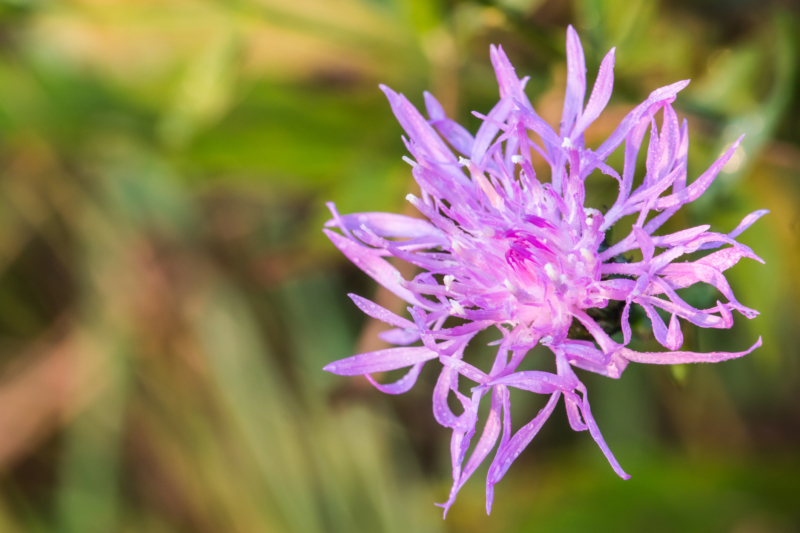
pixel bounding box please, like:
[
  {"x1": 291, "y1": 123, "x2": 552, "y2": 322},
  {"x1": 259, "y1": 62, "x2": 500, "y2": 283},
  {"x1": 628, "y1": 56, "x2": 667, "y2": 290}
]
[{"x1": 0, "y1": 0, "x2": 798, "y2": 532}]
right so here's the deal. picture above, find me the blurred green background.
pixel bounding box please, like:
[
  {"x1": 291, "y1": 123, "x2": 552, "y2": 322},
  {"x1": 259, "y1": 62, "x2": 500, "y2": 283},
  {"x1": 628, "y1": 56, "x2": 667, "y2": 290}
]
[{"x1": 0, "y1": 0, "x2": 798, "y2": 532}]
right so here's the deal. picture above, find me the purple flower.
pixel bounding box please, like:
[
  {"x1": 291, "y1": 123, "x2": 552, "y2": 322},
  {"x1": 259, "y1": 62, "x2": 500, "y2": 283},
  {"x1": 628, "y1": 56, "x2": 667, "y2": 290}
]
[{"x1": 323, "y1": 26, "x2": 765, "y2": 516}]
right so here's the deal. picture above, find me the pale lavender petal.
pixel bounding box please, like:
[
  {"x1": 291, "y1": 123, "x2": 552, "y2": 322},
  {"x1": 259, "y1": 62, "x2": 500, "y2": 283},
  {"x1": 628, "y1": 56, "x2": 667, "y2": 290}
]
[
  {"x1": 448, "y1": 389, "x2": 486, "y2": 497},
  {"x1": 658, "y1": 262, "x2": 746, "y2": 306},
  {"x1": 380, "y1": 84, "x2": 457, "y2": 165},
  {"x1": 514, "y1": 105, "x2": 562, "y2": 148},
  {"x1": 324, "y1": 229, "x2": 438, "y2": 310},
  {"x1": 425, "y1": 91, "x2": 475, "y2": 156},
  {"x1": 490, "y1": 45, "x2": 530, "y2": 106},
  {"x1": 651, "y1": 225, "x2": 710, "y2": 247},
  {"x1": 473, "y1": 98, "x2": 514, "y2": 163},
  {"x1": 627, "y1": 163, "x2": 684, "y2": 207},
  {"x1": 440, "y1": 355, "x2": 490, "y2": 384},
  {"x1": 433, "y1": 366, "x2": 463, "y2": 428},
  {"x1": 657, "y1": 104, "x2": 680, "y2": 180},
  {"x1": 643, "y1": 116, "x2": 660, "y2": 187},
  {"x1": 602, "y1": 163, "x2": 684, "y2": 230},
  {"x1": 423, "y1": 90, "x2": 448, "y2": 121},
  {"x1": 326, "y1": 211, "x2": 445, "y2": 239},
  {"x1": 620, "y1": 337, "x2": 762, "y2": 364},
  {"x1": 461, "y1": 386, "x2": 504, "y2": 480},
  {"x1": 621, "y1": 301, "x2": 632, "y2": 344},
  {"x1": 561, "y1": 25, "x2": 587, "y2": 137},
  {"x1": 666, "y1": 314, "x2": 683, "y2": 350},
  {"x1": 696, "y1": 247, "x2": 752, "y2": 271},
  {"x1": 439, "y1": 385, "x2": 505, "y2": 517},
  {"x1": 485, "y1": 384, "x2": 511, "y2": 515},
  {"x1": 729, "y1": 209, "x2": 769, "y2": 238},
  {"x1": 698, "y1": 209, "x2": 770, "y2": 250},
  {"x1": 366, "y1": 362, "x2": 425, "y2": 394},
  {"x1": 655, "y1": 136, "x2": 744, "y2": 210},
  {"x1": 348, "y1": 294, "x2": 415, "y2": 329},
  {"x1": 487, "y1": 370, "x2": 569, "y2": 394},
  {"x1": 324, "y1": 345, "x2": 439, "y2": 375},
  {"x1": 564, "y1": 391, "x2": 589, "y2": 431},
  {"x1": 486, "y1": 392, "x2": 561, "y2": 502},
  {"x1": 573, "y1": 310, "x2": 619, "y2": 354},
  {"x1": 560, "y1": 340, "x2": 610, "y2": 366},
  {"x1": 633, "y1": 227, "x2": 654, "y2": 263},
  {"x1": 636, "y1": 294, "x2": 728, "y2": 329},
  {"x1": 577, "y1": 390, "x2": 630, "y2": 479},
  {"x1": 674, "y1": 118, "x2": 689, "y2": 191},
  {"x1": 571, "y1": 48, "x2": 615, "y2": 139},
  {"x1": 569, "y1": 351, "x2": 629, "y2": 379},
  {"x1": 621, "y1": 113, "x2": 652, "y2": 199},
  {"x1": 642, "y1": 302, "x2": 670, "y2": 349},
  {"x1": 596, "y1": 80, "x2": 689, "y2": 159},
  {"x1": 378, "y1": 328, "x2": 420, "y2": 345}
]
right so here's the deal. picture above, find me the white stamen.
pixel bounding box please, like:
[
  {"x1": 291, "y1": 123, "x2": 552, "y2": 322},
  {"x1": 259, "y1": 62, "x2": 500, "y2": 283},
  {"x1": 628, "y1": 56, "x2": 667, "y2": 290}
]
[
  {"x1": 580, "y1": 248, "x2": 594, "y2": 262},
  {"x1": 444, "y1": 275, "x2": 455, "y2": 292},
  {"x1": 559, "y1": 274, "x2": 567, "y2": 284},
  {"x1": 458, "y1": 156, "x2": 470, "y2": 166},
  {"x1": 483, "y1": 227, "x2": 496, "y2": 238},
  {"x1": 540, "y1": 335, "x2": 553, "y2": 345},
  {"x1": 561, "y1": 137, "x2": 573, "y2": 149},
  {"x1": 449, "y1": 299, "x2": 466, "y2": 316},
  {"x1": 503, "y1": 279, "x2": 514, "y2": 291},
  {"x1": 544, "y1": 263, "x2": 558, "y2": 282},
  {"x1": 511, "y1": 155, "x2": 525, "y2": 164},
  {"x1": 401, "y1": 156, "x2": 417, "y2": 167}
]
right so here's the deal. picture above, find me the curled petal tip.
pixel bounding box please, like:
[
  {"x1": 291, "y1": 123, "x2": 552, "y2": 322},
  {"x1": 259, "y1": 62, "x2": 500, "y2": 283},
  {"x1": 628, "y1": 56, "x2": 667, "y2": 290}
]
[
  {"x1": 346, "y1": 293, "x2": 361, "y2": 305},
  {"x1": 434, "y1": 501, "x2": 453, "y2": 519},
  {"x1": 665, "y1": 79, "x2": 691, "y2": 94},
  {"x1": 378, "y1": 83, "x2": 397, "y2": 100}
]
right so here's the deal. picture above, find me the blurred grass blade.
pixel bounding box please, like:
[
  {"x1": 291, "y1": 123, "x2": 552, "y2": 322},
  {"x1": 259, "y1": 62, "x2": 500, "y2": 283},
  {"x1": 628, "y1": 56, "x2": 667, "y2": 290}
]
[
  {"x1": 193, "y1": 283, "x2": 325, "y2": 533},
  {"x1": 159, "y1": 24, "x2": 241, "y2": 149},
  {"x1": 56, "y1": 335, "x2": 130, "y2": 533}
]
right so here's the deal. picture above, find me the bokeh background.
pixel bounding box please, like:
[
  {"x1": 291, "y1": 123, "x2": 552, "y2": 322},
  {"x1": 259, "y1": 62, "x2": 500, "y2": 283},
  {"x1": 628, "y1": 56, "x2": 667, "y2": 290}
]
[{"x1": 0, "y1": 0, "x2": 799, "y2": 531}]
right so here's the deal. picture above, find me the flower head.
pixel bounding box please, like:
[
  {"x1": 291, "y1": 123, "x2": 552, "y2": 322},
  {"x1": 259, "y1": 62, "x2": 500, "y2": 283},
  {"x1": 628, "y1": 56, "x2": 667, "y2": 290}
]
[{"x1": 323, "y1": 26, "x2": 764, "y2": 516}]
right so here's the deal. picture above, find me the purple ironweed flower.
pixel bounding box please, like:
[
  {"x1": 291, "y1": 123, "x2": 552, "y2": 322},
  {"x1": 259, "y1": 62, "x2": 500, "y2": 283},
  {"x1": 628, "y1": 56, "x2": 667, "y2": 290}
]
[{"x1": 323, "y1": 26, "x2": 764, "y2": 516}]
